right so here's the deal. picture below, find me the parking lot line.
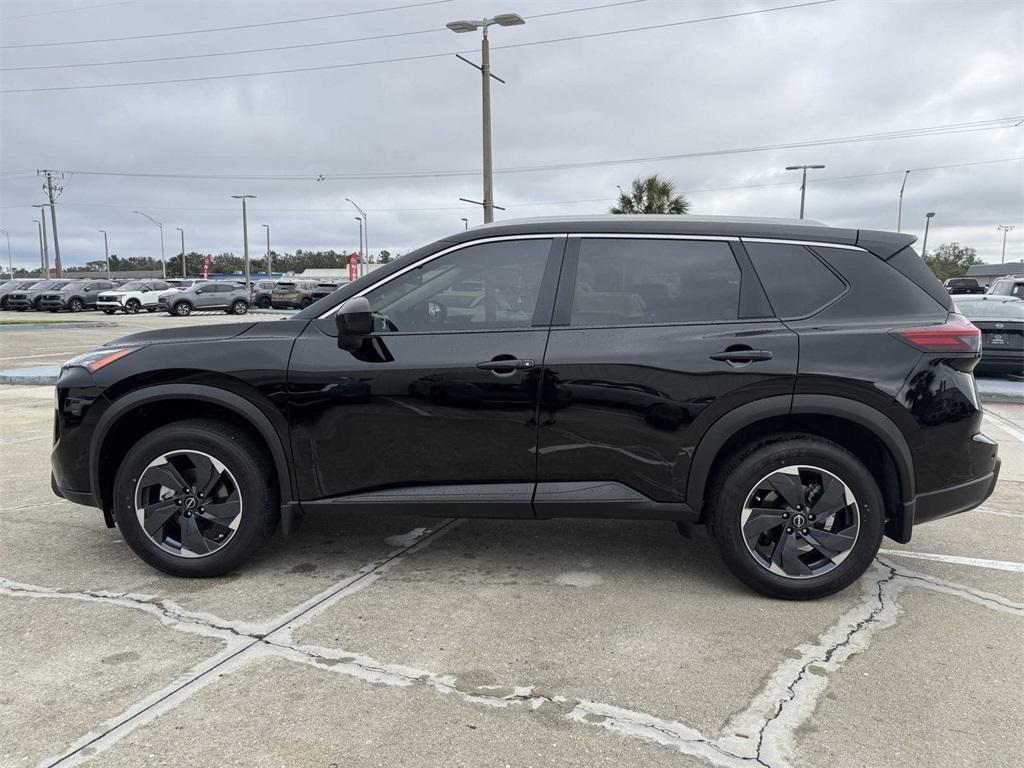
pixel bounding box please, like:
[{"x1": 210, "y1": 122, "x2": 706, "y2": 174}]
[
  {"x1": 983, "y1": 412, "x2": 1024, "y2": 442},
  {"x1": 878, "y1": 548, "x2": 1024, "y2": 572}
]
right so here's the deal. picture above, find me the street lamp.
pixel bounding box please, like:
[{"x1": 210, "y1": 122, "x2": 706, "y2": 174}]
[
  {"x1": 446, "y1": 12, "x2": 525, "y2": 224},
  {"x1": 231, "y1": 195, "x2": 257, "y2": 290},
  {"x1": 261, "y1": 224, "x2": 272, "y2": 278},
  {"x1": 784, "y1": 164, "x2": 826, "y2": 219},
  {"x1": 32, "y1": 220, "x2": 44, "y2": 276},
  {"x1": 175, "y1": 227, "x2": 186, "y2": 278},
  {"x1": 461, "y1": 217, "x2": 469, "y2": 230},
  {"x1": 99, "y1": 230, "x2": 110, "y2": 279},
  {"x1": 345, "y1": 198, "x2": 367, "y2": 263},
  {"x1": 0, "y1": 228, "x2": 11, "y2": 277},
  {"x1": 921, "y1": 212, "x2": 936, "y2": 258},
  {"x1": 133, "y1": 210, "x2": 166, "y2": 278},
  {"x1": 32, "y1": 204, "x2": 50, "y2": 277},
  {"x1": 896, "y1": 170, "x2": 911, "y2": 233},
  {"x1": 997, "y1": 224, "x2": 1016, "y2": 264},
  {"x1": 354, "y1": 216, "x2": 364, "y2": 261}
]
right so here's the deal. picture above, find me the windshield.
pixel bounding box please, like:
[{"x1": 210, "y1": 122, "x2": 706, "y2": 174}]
[
  {"x1": 118, "y1": 281, "x2": 147, "y2": 291},
  {"x1": 957, "y1": 299, "x2": 1024, "y2": 319},
  {"x1": 60, "y1": 281, "x2": 90, "y2": 291}
]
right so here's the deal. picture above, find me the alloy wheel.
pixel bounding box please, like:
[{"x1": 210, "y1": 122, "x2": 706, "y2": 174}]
[
  {"x1": 125, "y1": 299, "x2": 141, "y2": 314},
  {"x1": 739, "y1": 465, "x2": 860, "y2": 579},
  {"x1": 134, "y1": 450, "x2": 243, "y2": 558}
]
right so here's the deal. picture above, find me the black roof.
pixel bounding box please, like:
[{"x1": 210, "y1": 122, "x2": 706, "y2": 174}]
[{"x1": 445, "y1": 215, "x2": 916, "y2": 260}]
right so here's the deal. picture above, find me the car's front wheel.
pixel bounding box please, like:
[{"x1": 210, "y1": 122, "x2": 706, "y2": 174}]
[
  {"x1": 102, "y1": 308, "x2": 116, "y2": 315},
  {"x1": 229, "y1": 299, "x2": 248, "y2": 315},
  {"x1": 68, "y1": 298, "x2": 84, "y2": 313},
  {"x1": 112, "y1": 419, "x2": 279, "y2": 577},
  {"x1": 708, "y1": 435, "x2": 884, "y2": 600},
  {"x1": 173, "y1": 301, "x2": 192, "y2": 316},
  {"x1": 125, "y1": 298, "x2": 141, "y2": 314}
]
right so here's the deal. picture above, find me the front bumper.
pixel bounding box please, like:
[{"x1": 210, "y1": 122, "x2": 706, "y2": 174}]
[
  {"x1": 38, "y1": 298, "x2": 68, "y2": 310},
  {"x1": 6, "y1": 297, "x2": 33, "y2": 309}
]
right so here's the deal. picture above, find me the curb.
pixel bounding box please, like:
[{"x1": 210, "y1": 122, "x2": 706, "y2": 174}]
[{"x1": 0, "y1": 321, "x2": 115, "y2": 332}]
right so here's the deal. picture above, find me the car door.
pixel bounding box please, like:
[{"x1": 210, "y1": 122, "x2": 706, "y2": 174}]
[
  {"x1": 195, "y1": 284, "x2": 221, "y2": 309},
  {"x1": 534, "y1": 235, "x2": 798, "y2": 516},
  {"x1": 287, "y1": 236, "x2": 565, "y2": 516}
]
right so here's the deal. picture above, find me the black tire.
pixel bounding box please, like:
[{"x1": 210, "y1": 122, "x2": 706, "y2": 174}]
[
  {"x1": 229, "y1": 299, "x2": 248, "y2": 315},
  {"x1": 257, "y1": 296, "x2": 272, "y2": 309},
  {"x1": 300, "y1": 297, "x2": 312, "y2": 308},
  {"x1": 68, "y1": 297, "x2": 84, "y2": 313},
  {"x1": 112, "y1": 419, "x2": 279, "y2": 577},
  {"x1": 173, "y1": 301, "x2": 192, "y2": 316},
  {"x1": 146, "y1": 307, "x2": 156, "y2": 312},
  {"x1": 707, "y1": 434, "x2": 884, "y2": 600},
  {"x1": 125, "y1": 298, "x2": 141, "y2": 314},
  {"x1": 102, "y1": 308, "x2": 116, "y2": 315}
]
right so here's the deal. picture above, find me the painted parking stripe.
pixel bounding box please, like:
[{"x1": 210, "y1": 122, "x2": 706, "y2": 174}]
[
  {"x1": 983, "y1": 412, "x2": 1024, "y2": 443},
  {"x1": 878, "y1": 548, "x2": 1024, "y2": 573}
]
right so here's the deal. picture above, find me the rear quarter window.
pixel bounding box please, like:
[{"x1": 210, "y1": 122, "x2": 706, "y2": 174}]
[{"x1": 744, "y1": 242, "x2": 846, "y2": 318}]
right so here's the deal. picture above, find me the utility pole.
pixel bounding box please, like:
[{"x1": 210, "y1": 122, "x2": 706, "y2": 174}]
[
  {"x1": 997, "y1": 225, "x2": 1016, "y2": 264},
  {"x1": 176, "y1": 228, "x2": 186, "y2": 278},
  {"x1": 231, "y1": 195, "x2": 256, "y2": 290},
  {"x1": 99, "y1": 230, "x2": 110, "y2": 278},
  {"x1": 345, "y1": 198, "x2": 367, "y2": 263},
  {"x1": 32, "y1": 204, "x2": 50, "y2": 277},
  {"x1": 134, "y1": 211, "x2": 167, "y2": 278},
  {"x1": 261, "y1": 224, "x2": 271, "y2": 277},
  {"x1": 38, "y1": 171, "x2": 64, "y2": 277},
  {"x1": 897, "y1": 170, "x2": 910, "y2": 233},
  {"x1": 921, "y1": 212, "x2": 936, "y2": 258},
  {"x1": 447, "y1": 13, "x2": 525, "y2": 224},
  {"x1": 0, "y1": 228, "x2": 11, "y2": 277},
  {"x1": 784, "y1": 164, "x2": 826, "y2": 219}
]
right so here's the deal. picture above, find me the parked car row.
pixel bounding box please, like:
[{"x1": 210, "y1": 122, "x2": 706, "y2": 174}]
[
  {"x1": 0, "y1": 277, "x2": 345, "y2": 316},
  {"x1": 953, "y1": 294, "x2": 1024, "y2": 375}
]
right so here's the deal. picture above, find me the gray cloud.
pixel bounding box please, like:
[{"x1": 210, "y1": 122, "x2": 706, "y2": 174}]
[{"x1": 1, "y1": 0, "x2": 1022, "y2": 271}]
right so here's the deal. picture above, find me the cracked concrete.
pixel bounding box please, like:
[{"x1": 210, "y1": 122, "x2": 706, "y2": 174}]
[{"x1": 1, "y1": 327, "x2": 1022, "y2": 768}]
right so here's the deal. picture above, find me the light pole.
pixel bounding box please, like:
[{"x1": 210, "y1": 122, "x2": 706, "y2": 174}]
[
  {"x1": 461, "y1": 217, "x2": 469, "y2": 230},
  {"x1": 133, "y1": 210, "x2": 166, "y2": 278},
  {"x1": 0, "y1": 228, "x2": 11, "y2": 277},
  {"x1": 33, "y1": 220, "x2": 44, "y2": 276},
  {"x1": 897, "y1": 170, "x2": 910, "y2": 233},
  {"x1": 345, "y1": 198, "x2": 367, "y2": 263},
  {"x1": 175, "y1": 227, "x2": 186, "y2": 278},
  {"x1": 32, "y1": 204, "x2": 50, "y2": 277},
  {"x1": 231, "y1": 195, "x2": 257, "y2": 290},
  {"x1": 921, "y1": 212, "x2": 936, "y2": 258},
  {"x1": 447, "y1": 12, "x2": 525, "y2": 224},
  {"x1": 354, "y1": 217, "x2": 364, "y2": 262},
  {"x1": 99, "y1": 230, "x2": 110, "y2": 278},
  {"x1": 261, "y1": 224, "x2": 271, "y2": 278},
  {"x1": 784, "y1": 164, "x2": 826, "y2": 219},
  {"x1": 997, "y1": 224, "x2": 1016, "y2": 264}
]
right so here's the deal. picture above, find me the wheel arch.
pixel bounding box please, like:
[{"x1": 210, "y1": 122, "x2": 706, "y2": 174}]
[
  {"x1": 91, "y1": 384, "x2": 299, "y2": 534},
  {"x1": 687, "y1": 394, "x2": 915, "y2": 542}
]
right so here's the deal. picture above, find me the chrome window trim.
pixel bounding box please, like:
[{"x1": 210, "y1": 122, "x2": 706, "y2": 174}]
[
  {"x1": 317, "y1": 232, "x2": 867, "y2": 319},
  {"x1": 741, "y1": 238, "x2": 867, "y2": 252}
]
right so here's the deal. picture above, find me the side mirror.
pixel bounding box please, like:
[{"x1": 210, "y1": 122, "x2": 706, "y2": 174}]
[{"x1": 336, "y1": 296, "x2": 373, "y2": 341}]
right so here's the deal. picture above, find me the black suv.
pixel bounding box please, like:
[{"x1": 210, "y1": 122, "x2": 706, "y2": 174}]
[{"x1": 51, "y1": 216, "x2": 1000, "y2": 599}]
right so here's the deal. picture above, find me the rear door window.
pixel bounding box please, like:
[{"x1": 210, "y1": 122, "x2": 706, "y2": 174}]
[
  {"x1": 745, "y1": 242, "x2": 846, "y2": 318},
  {"x1": 569, "y1": 238, "x2": 741, "y2": 326}
]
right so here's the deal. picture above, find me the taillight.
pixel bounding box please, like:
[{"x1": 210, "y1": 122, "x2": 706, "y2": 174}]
[{"x1": 892, "y1": 314, "x2": 981, "y2": 353}]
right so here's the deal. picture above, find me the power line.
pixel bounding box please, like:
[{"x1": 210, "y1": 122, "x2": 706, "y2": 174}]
[
  {"x1": 1, "y1": 0, "x2": 840, "y2": 92},
  {"x1": 21, "y1": 118, "x2": 1022, "y2": 181},
  {"x1": 2, "y1": 0, "x2": 650, "y2": 72},
  {"x1": 0, "y1": 0, "x2": 142, "y2": 23},
  {"x1": 0, "y1": 0, "x2": 455, "y2": 50},
  {"x1": 2, "y1": 156, "x2": 1019, "y2": 213}
]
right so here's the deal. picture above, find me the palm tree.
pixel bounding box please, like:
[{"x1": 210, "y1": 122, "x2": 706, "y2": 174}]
[{"x1": 610, "y1": 175, "x2": 690, "y2": 214}]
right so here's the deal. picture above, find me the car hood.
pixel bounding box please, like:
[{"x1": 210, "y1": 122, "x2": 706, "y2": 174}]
[{"x1": 107, "y1": 322, "x2": 258, "y2": 347}]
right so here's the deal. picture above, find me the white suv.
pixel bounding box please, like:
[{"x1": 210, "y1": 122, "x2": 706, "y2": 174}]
[{"x1": 97, "y1": 280, "x2": 173, "y2": 314}]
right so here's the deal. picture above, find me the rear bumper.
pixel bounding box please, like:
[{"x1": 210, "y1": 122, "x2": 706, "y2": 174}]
[{"x1": 912, "y1": 456, "x2": 1000, "y2": 526}]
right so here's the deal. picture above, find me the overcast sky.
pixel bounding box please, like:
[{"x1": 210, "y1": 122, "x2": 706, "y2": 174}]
[{"x1": 1, "y1": 0, "x2": 1022, "y2": 272}]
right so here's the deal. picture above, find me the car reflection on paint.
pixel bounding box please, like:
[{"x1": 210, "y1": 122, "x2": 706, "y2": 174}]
[{"x1": 563, "y1": 378, "x2": 706, "y2": 430}]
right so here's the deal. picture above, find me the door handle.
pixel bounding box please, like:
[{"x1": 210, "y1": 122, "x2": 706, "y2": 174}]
[
  {"x1": 476, "y1": 358, "x2": 536, "y2": 371},
  {"x1": 709, "y1": 349, "x2": 773, "y2": 363}
]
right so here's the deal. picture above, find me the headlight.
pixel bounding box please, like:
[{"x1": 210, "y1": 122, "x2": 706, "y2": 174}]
[{"x1": 62, "y1": 346, "x2": 141, "y2": 373}]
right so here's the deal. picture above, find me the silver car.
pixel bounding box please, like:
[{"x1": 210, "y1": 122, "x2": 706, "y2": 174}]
[{"x1": 157, "y1": 281, "x2": 251, "y2": 316}]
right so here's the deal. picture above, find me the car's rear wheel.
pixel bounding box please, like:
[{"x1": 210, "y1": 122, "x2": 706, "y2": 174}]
[
  {"x1": 125, "y1": 298, "x2": 141, "y2": 314},
  {"x1": 229, "y1": 299, "x2": 248, "y2": 315},
  {"x1": 300, "y1": 297, "x2": 312, "y2": 308},
  {"x1": 173, "y1": 301, "x2": 192, "y2": 316},
  {"x1": 708, "y1": 435, "x2": 884, "y2": 600},
  {"x1": 257, "y1": 296, "x2": 272, "y2": 309},
  {"x1": 112, "y1": 419, "x2": 279, "y2": 577},
  {"x1": 68, "y1": 298, "x2": 84, "y2": 313}
]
